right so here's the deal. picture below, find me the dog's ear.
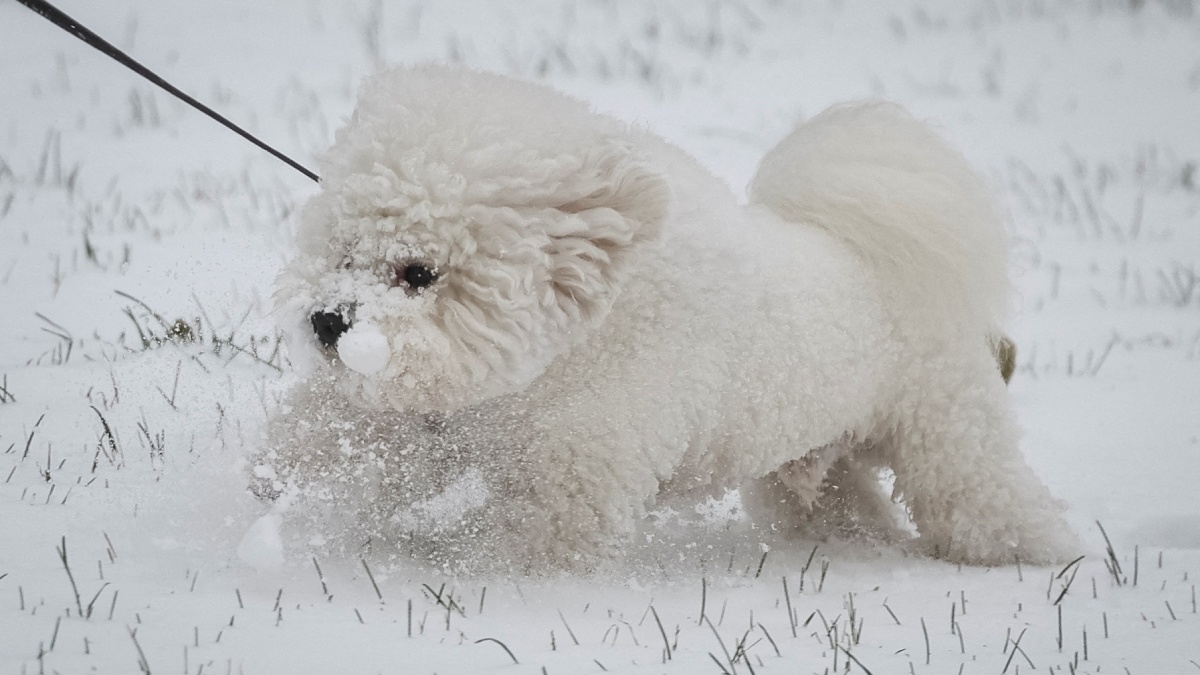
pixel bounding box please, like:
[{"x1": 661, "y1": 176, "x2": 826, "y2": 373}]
[{"x1": 543, "y1": 143, "x2": 670, "y2": 324}]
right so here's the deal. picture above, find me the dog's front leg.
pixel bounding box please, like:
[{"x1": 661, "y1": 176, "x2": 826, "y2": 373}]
[{"x1": 493, "y1": 412, "x2": 666, "y2": 572}]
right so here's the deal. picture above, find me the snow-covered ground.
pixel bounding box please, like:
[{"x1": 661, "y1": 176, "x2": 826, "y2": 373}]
[{"x1": 2, "y1": 0, "x2": 1199, "y2": 672}]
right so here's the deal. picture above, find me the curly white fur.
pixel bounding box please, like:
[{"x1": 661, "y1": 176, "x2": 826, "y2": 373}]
[{"x1": 262, "y1": 64, "x2": 1077, "y2": 572}]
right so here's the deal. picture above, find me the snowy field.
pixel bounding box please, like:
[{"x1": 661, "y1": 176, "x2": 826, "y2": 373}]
[{"x1": 2, "y1": 0, "x2": 1199, "y2": 673}]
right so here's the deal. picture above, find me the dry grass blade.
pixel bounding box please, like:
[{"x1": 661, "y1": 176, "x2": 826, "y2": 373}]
[
  {"x1": 557, "y1": 608, "x2": 580, "y2": 646},
  {"x1": 90, "y1": 406, "x2": 121, "y2": 464},
  {"x1": 421, "y1": 583, "x2": 465, "y2": 616},
  {"x1": 782, "y1": 576, "x2": 796, "y2": 638},
  {"x1": 708, "y1": 652, "x2": 733, "y2": 675},
  {"x1": 920, "y1": 617, "x2": 930, "y2": 665},
  {"x1": 128, "y1": 626, "x2": 151, "y2": 674},
  {"x1": 754, "y1": 550, "x2": 768, "y2": 579},
  {"x1": 1057, "y1": 555, "x2": 1086, "y2": 579},
  {"x1": 1096, "y1": 521, "x2": 1125, "y2": 586},
  {"x1": 799, "y1": 544, "x2": 819, "y2": 590},
  {"x1": 756, "y1": 622, "x2": 781, "y2": 657},
  {"x1": 704, "y1": 616, "x2": 738, "y2": 675},
  {"x1": 361, "y1": 558, "x2": 383, "y2": 602},
  {"x1": 883, "y1": 601, "x2": 901, "y2": 626},
  {"x1": 1053, "y1": 556, "x2": 1084, "y2": 605},
  {"x1": 650, "y1": 605, "x2": 672, "y2": 661},
  {"x1": 85, "y1": 582, "x2": 110, "y2": 619},
  {"x1": 474, "y1": 637, "x2": 519, "y2": 664},
  {"x1": 841, "y1": 646, "x2": 875, "y2": 674},
  {"x1": 0, "y1": 373, "x2": 15, "y2": 403},
  {"x1": 1002, "y1": 628, "x2": 1036, "y2": 673},
  {"x1": 55, "y1": 536, "x2": 84, "y2": 617},
  {"x1": 22, "y1": 413, "x2": 45, "y2": 460}
]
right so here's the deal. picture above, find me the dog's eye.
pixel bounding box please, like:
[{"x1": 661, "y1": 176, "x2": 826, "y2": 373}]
[{"x1": 399, "y1": 263, "x2": 437, "y2": 290}]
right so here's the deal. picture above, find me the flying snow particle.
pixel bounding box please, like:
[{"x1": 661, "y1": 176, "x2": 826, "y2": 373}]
[{"x1": 237, "y1": 513, "x2": 285, "y2": 571}]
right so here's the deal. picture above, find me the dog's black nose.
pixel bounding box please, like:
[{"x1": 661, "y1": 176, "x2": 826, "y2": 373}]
[{"x1": 311, "y1": 311, "x2": 350, "y2": 348}]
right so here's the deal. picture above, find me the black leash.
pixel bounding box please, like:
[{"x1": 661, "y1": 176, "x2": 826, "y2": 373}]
[{"x1": 14, "y1": 0, "x2": 320, "y2": 183}]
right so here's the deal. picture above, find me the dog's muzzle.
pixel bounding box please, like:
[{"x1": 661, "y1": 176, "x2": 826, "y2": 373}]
[{"x1": 311, "y1": 311, "x2": 350, "y2": 348}]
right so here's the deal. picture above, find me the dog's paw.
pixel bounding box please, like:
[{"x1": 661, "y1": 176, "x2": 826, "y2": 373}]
[{"x1": 912, "y1": 512, "x2": 1081, "y2": 567}]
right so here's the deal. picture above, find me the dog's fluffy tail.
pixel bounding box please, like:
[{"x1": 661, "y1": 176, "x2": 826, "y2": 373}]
[{"x1": 749, "y1": 102, "x2": 1008, "y2": 336}]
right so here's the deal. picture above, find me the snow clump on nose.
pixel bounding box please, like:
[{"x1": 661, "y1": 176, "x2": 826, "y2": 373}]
[{"x1": 336, "y1": 323, "x2": 392, "y2": 376}]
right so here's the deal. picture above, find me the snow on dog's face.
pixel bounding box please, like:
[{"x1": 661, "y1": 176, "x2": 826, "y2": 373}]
[{"x1": 277, "y1": 66, "x2": 669, "y2": 413}]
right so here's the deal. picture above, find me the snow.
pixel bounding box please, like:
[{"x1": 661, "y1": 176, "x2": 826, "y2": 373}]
[
  {"x1": 392, "y1": 467, "x2": 493, "y2": 533},
  {"x1": 237, "y1": 514, "x2": 285, "y2": 573},
  {"x1": 336, "y1": 324, "x2": 392, "y2": 376},
  {"x1": 1, "y1": 0, "x2": 1199, "y2": 673}
]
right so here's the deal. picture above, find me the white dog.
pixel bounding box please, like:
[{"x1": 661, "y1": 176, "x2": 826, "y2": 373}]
[{"x1": 257, "y1": 64, "x2": 1077, "y2": 572}]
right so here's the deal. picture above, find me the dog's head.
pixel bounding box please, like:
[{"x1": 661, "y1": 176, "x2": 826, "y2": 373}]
[{"x1": 278, "y1": 65, "x2": 670, "y2": 413}]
